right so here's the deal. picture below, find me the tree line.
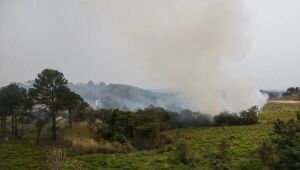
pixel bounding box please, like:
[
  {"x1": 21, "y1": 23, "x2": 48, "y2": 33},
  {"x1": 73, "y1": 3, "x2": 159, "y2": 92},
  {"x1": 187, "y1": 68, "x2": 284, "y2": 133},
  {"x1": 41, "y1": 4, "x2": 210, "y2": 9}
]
[
  {"x1": 0, "y1": 69, "x2": 89, "y2": 143},
  {"x1": 0, "y1": 69, "x2": 260, "y2": 147},
  {"x1": 286, "y1": 87, "x2": 300, "y2": 96}
]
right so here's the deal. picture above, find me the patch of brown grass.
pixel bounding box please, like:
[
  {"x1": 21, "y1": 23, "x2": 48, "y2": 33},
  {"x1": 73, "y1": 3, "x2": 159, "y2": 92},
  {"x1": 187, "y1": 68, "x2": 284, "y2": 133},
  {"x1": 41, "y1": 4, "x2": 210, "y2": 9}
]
[{"x1": 61, "y1": 123, "x2": 134, "y2": 154}]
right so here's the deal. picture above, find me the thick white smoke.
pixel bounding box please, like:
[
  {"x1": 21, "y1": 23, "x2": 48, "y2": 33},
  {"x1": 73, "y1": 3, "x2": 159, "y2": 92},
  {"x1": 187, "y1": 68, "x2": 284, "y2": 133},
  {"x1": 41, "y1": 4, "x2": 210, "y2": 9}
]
[
  {"x1": 113, "y1": 0, "x2": 267, "y2": 114},
  {"x1": 0, "y1": 0, "x2": 267, "y2": 114}
]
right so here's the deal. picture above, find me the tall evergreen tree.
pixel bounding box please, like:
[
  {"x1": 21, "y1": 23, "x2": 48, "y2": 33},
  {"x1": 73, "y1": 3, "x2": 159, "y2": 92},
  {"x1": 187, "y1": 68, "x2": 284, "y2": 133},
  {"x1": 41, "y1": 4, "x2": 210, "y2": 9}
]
[{"x1": 29, "y1": 69, "x2": 68, "y2": 141}]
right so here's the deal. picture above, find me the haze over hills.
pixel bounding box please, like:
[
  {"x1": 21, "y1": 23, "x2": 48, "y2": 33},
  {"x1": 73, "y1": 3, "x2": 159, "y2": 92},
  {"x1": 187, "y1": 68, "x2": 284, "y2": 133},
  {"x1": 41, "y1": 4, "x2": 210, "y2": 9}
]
[
  {"x1": 18, "y1": 80, "x2": 190, "y2": 112},
  {"x1": 19, "y1": 80, "x2": 286, "y2": 113}
]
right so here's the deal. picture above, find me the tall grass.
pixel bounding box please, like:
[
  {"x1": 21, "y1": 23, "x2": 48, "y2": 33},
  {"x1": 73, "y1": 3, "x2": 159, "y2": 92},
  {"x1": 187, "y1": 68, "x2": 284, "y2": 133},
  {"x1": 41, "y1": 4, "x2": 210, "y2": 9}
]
[{"x1": 49, "y1": 147, "x2": 66, "y2": 170}]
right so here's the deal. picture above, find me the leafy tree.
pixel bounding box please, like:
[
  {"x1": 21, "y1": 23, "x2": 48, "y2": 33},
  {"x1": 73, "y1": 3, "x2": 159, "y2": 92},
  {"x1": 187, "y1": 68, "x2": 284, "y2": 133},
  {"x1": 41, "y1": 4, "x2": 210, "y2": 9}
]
[
  {"x1": 60, "y1": 88, "x2": 89, "y2": 128},
  {"x1": 87, "y1": 107, "x2": 175, "y2": 150},
  {"x1": 0, "y1": 84, "x2": 32, "y2": 138},
  {"x1": 240, "y1": 106, "x2": 259, "y2": 125},
  {"x1": 214, "y1": 112, "x2": 241, "y2": 126},
  {"x1": 0, "y1": 105, "x2": 9, "y2": 129},
  {"x1": 133, "y1": 122, "x2": 159, "y2": 149},
  {"x1": 29, "y1": 69, "x2": 68, "y2": 141}
]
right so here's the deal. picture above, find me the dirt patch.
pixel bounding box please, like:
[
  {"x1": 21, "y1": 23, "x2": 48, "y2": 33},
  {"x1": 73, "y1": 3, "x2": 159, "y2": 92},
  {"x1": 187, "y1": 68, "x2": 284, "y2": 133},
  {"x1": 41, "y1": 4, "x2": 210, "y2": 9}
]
[{"x1": 268, "y1": 100, "x2": 300, "y2": 104}]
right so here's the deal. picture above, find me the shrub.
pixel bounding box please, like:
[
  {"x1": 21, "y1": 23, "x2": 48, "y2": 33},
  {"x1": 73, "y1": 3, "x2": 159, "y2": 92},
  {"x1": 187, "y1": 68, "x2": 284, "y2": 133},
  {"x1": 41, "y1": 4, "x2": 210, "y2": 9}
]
[
  {"x1": 170, "y1": 110, "x2": 213, "y2": 128},
  {"x1": 258, "y1": 140, "x2": 275, "y2": 165},
  {"x1": 260, "y1": 117, "x2": 300, "y2": 169},
  {"x1": 214, "y1": 112, "x2": 241, "y2": 126},
  {"x1": 62, "y1": 122, "x2": 135, "y2": 154},
  {"x1": 133, "y1": 123, "x2": 159, "y2": 149},
  {"x1": 61, "y1": 123, "x2": 99, "y2": 153},
  {"x1": 240, "y1": 106, "x2": 259, "y2": 125},
  {"x1": 172, "y1": 139, "x2": 197, "y2": 165}
]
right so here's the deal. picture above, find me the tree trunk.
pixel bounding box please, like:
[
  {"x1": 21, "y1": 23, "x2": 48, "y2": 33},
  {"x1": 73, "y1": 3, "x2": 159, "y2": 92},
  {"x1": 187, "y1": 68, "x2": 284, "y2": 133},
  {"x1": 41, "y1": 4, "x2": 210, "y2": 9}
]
[
  {"x1": 52, "y1": 114, "x2": 56, "y2": 141},
  {"x1": 18, "y1": 121, "x2": 24, "y2": 139},
  {"x1": 69, "y1": 110, "x2": 72, "y2": 128},
  {"x1": 0, "y1": 116, "x2": 6, "y2": 129},
  {"x1": 36, "y1": 126, "x2": 42, "y2": 145},
  {"x1": 11, "y1": 115, "x2": 15, "y2": 136},
  {"x1": 14, "y1": 115, "x2": 18, "y2": 138}
]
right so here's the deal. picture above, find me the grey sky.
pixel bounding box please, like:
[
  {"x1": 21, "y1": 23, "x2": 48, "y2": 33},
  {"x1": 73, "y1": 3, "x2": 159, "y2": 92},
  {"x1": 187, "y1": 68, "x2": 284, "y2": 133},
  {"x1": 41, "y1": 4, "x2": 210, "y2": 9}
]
[{"x1": 0, "y1": 0, "x2": 300, "y2": 90}]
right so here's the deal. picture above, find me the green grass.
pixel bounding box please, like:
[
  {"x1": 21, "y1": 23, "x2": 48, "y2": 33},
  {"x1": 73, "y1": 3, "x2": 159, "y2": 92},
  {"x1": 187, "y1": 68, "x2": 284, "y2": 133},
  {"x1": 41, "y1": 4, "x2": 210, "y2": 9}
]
[
  {"x1": 63, "y1": 125, "x2": 272, "y2": 170},
  {"x1": 0, "y1": 125, "x2": 271, "y2": 170},
  {"x1": 0, "y1": 141, "x2": 50, "y2": 170},
  {"x1": 259, "y1": 102, "x2": 300, "y2": 124}
]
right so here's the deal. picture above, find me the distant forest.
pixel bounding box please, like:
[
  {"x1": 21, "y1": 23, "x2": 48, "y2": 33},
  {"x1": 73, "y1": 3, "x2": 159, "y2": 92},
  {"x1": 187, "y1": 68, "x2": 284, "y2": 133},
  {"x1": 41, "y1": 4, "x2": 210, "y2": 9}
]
[{"x1": 19, "y1": 80, "x2": 189, "y2": 112}]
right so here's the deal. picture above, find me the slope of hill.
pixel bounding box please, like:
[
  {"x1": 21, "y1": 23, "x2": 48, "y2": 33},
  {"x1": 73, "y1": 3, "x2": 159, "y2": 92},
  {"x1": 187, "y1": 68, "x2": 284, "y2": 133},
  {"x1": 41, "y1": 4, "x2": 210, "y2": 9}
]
[
  {"x1": 1, "y1": 102, "x2": 299, "y2": 169},
  {"x1": 259, "y1": 102, "x2": 300, "y2": 124},
  {"x1": 18, "y1": 81, "x2": 189, "y2": 112}
]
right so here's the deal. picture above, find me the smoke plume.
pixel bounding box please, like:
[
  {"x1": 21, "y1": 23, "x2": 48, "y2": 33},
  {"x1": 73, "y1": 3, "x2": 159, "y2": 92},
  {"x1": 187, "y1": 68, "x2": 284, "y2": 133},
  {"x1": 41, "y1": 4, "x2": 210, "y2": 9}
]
[
  {"x1": 0, "y1": 0, "x2": 267, "y2": 114},
  {"x1": 114, "y1": 0, "x2": 267, "y2": 114}
]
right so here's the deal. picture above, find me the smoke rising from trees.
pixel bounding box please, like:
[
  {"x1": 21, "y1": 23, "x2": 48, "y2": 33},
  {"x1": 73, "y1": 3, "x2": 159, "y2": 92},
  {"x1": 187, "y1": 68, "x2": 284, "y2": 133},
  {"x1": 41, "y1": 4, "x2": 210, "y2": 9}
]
[
  {"x1": 114, "y1": 0, "x2": 267, "y2": 114},
  {"x1": 0, "y1": 0, "x2": 267, "y2": 114}
]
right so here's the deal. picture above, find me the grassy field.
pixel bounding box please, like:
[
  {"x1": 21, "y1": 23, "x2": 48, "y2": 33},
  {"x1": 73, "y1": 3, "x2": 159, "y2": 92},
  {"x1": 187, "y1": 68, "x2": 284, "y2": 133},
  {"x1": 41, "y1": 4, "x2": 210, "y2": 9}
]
[
  {"x1": 65, "y1": 125, "x2": 271, "y2": 170},
  {"x1": 0, "y1": 141, "x2": 50, "y2": 170},
  {"x1": 259, "y1": 102, "x2": 300, "y2": 124},
  {"x1": 0, "y1": 125, "x2": 272, "y2": 170},
  {"x1": 0, "y1": 102, "x2": 299, "y2": 170}
]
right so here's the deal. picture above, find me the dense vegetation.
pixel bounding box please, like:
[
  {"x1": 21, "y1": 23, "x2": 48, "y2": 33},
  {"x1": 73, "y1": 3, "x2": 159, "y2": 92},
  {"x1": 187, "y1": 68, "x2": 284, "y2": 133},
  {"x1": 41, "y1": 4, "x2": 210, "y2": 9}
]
[
  {"x1": 286, "y1": 87, "x2": 300, "y2": 96},
  {"x1": 259, "y1": 112, "x2": 300, "y2": 169},
  {"x1": 0, "y1": 69, "x2": 299, "y2": 169}
]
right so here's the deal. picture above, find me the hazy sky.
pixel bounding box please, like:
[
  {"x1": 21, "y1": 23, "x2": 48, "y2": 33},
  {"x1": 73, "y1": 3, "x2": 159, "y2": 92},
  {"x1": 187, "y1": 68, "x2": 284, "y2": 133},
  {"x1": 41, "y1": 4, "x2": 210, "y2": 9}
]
[{"x1": 0, "y1": 0, "x2": 300, "y2": 90}]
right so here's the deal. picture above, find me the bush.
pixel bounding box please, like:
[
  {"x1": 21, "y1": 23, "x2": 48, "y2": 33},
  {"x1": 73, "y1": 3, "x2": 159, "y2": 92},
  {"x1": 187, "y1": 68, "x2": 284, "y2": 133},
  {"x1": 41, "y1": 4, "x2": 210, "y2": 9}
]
[
  {"x1": 214, "y1": 106, "x2": 259, "y2": 126},
  {"x1": 61, "y1": 123, "x2": 134, "y2": 153},
  {"x1": 133, "y1": 123, "x2": 160, "y2": 149},
  {"x1": 240, "y1": 106, "x2": 259, "y2": 125},
  {"x1": 172, "y1": 139, "x2": 197, "y2": 165},
  {"x1": 61, "y1": 123, "x2": 100, "y2": 153},
  {"x1": 214, "y1": 112, "x2": 241, "y2": 126},
  {"x1": 170, "y1": 110, "x2": 213, "y2": 128},
  {"x1": 258, "y1": 140, "x2": 275, "y2": 165},
  {"x1": 260, "y1": 116, "x2": 300, "y2": 169},
  {"x1": 174, "y1": 141, "x2": 191, "y2": 164}
]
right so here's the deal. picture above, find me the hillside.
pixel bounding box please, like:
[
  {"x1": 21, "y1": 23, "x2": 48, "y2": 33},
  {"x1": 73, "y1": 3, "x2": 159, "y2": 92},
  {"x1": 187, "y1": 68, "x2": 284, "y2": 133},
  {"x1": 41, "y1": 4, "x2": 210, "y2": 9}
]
[
  {"x1": 19, "y1": 81, "x2": 188, "y2": 112},
  {"x1": 259, "y1": 102, "x2": 300, "y2": 124},
  {"x1": 1, "y1": 102, "x2": 298, "y2": 170}
]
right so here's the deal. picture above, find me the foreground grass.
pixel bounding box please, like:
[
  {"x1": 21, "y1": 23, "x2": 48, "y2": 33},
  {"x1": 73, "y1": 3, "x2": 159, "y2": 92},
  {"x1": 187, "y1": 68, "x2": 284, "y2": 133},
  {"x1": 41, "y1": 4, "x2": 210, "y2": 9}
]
[
  {"x1": 64, "y1": 124, "x2": 272, "y2": 170},
  {"x1": 259, "y1": 102, "x2": 300, "y2": 124},
  {"x1": 3, "y1": 102, "x2": 298, "y2": 170},
  {"x1": 0, "y1": 141, "x2": 50, "y2": 170},
  {"x1": 0, "y1": 125, "x2": 271, "y2": 170}
]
